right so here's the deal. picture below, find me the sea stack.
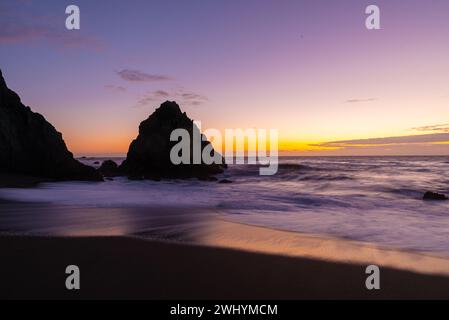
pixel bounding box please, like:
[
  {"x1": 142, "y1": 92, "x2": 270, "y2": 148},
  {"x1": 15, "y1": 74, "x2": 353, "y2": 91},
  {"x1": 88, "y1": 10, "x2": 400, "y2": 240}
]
[
  {"x1": 119, "y1": 101, "x2": 225, "y2": 180},
  {"x1": 0, "y1": 69, "x2": 101, "y2": 181}
]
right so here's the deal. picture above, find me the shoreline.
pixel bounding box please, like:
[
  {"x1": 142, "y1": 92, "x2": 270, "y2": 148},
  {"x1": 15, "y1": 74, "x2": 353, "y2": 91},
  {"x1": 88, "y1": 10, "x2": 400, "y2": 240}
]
[
  {"x1": 1, "y1": 198, "x2": 449, "y2": 277},
  {"x1": 2, "y1": 194, "x2": 449, "y2": 299},
  {"x1": 200, "y1": 219, "x2": 449, "y2": 277},
  {"x1": 2, "y1": 234, "x2": 449, "y2": 299}
]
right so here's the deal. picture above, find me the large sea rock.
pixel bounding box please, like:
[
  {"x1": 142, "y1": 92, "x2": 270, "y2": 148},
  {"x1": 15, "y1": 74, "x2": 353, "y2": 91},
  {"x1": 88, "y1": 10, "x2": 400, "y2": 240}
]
[
  {"x1": 119, "y1": 101, "x2": 225, "y2": 179},
  {"x1": 0, "y1": 69, "x2": 101, "y2": 181}
]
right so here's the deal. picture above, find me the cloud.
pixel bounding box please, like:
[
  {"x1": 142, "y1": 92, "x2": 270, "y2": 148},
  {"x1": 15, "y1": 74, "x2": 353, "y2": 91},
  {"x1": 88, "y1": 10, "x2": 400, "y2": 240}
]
[
  {"x1": 136, "y1": 88, "x2": 208, "y2": 107},
  {"x1": 105, "y1": 85, "x2": 127, "y2": 92},
  {"x1": 153, "y1": 90, "x2": 170, "y2": 98},
  {"x1": 0, "y1": 23, "x2": 101, "y2": 49},
  {"x1": 137, "y1": 90, "x2": 169, "y2": 106},
  {"x1": 0, "y1": 24, "x2": 45, "y2": 43},
  {"x1": 178, "y1": 89, "x2": 208, "y2": 106},
  {"x1": 312, "y1": 133, "x2": 449, "y2": 148},
  {"x1": 411, "y1": 124, "x2": 449, "y2": 133},
  {"x1": 117, "y1": 69, "x2": 172, "y2": 82},
  {"x1": 345, "y1": 98, "x2": 377, "y2": 104},
  {"x1": 180, "y1": 92, "x2": 207, "y2": 101},
  {"x1": 0, "y1": 4, "x2": 102, "y2": 50}
]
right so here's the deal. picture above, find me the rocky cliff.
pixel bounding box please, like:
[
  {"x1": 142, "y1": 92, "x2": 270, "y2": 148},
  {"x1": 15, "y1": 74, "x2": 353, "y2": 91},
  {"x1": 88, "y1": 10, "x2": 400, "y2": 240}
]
[{"x1": 0, "y1": 69, "x2": 101, "y2": 181}]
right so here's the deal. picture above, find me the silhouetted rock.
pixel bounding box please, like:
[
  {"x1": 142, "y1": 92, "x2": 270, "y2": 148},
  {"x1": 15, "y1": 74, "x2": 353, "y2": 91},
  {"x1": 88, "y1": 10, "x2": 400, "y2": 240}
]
[
  {"x1": 0, "y1": 69, "x2": 102, "y2": 182},
  {"x1": 0, "y1": 172, "x2": 51, "y2": 188},
  {"x1": 98, "y1": 160, "x2": 120, "y2": 177},
  {"x1": 423, "y1": 191, "x2": 448, "y2": 201},
  {"x1": 119, "y1": 101, "x2": 225, "y2": 179},
  {"x1": 218, "y1": 179, "x2": 233, "y2": 184},
  {"x1": 93, "y1": 161, "x2": 100, "y2": 165}
]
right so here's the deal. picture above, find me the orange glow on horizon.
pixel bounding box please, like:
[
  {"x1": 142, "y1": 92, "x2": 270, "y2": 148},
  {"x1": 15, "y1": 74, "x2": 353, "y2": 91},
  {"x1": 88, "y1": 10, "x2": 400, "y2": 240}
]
[
  {"x1": 64, "y1": 128, "x2": 449, "y2": 157},
  {"x1": 67, "y1": 135, "x2": 338, "y2": 156},
  {"x1": 67, "y1": 134, "x2": 134, "y2": 156}
]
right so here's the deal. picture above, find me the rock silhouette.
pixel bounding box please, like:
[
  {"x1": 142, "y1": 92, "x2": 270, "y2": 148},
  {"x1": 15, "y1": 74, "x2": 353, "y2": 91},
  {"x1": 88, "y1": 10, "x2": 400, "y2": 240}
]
[
  {"x1": 423, "y1": 191, "x2": 448, "y2": 201},
  {"x1": 98, "y1": 160, "x2": 120, "y2": 177},
  {"x1": 120, "y1": 101, "x2": 225, "y2": 179},
  {"x1": 0, "y1": 69, "x2": 101, "y2": 181}
]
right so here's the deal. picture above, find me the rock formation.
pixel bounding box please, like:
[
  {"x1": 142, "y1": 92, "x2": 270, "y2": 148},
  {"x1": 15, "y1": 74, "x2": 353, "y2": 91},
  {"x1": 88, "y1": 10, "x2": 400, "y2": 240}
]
[
  {"x1": 98, "y1": 160, "x2": 120, "y2": 177},
  {"x1": 0, "y1": 69, "x2": 101, "y2": 181},
  {"x1": 119, "y1": 101, "x2": 225, "y2": 179},
  {"x1": 423, "y1": 191, "x2": 448, "y2": 201}
]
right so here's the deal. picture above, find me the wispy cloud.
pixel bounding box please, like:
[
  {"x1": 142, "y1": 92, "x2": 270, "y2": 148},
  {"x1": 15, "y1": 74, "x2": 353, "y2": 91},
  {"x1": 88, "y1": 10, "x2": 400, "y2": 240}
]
[
  {"x1": 0, "y1": 24, "x2": 44, "y2": 43},
  {"x1": 180, "y1": 91, "x2": 208, "y2": 104},
  {"x1": 137, "y1": 90, "x2": 169, "y2": 106},
  {"x1": 153, "y1": 90, "x2": 170, "y2": 98},
  {"x1": 117, "y1": 69, "x2": 172, "y2": 82},
  {"x1": 136, "y1": 88, "x2": 208, "y2": 107},
  {"x1": 345, "y1": 98, "x2": 377, "y2": 104},
  {"x1": 0, "y1": 4, "x2": 102, "y2": 50},
  {"x1": 105, "y1": 85, "x2": 127, "y2": 92},
  {"x1": 0, "y1": 23, "x2": 102, "y2": 49},
  {"x1": 412, "y1": 124, "x2": 449, "y2": 133},
  {"x1": 312, "y1": 133, "x2": 449, "y2": 148}
]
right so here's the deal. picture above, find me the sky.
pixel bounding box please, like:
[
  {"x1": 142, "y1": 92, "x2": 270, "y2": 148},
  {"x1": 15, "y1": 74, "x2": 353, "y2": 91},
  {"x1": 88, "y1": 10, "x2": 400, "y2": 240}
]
[{"x1": 1, "y1": 0, "x2": 449, "y2": 156}]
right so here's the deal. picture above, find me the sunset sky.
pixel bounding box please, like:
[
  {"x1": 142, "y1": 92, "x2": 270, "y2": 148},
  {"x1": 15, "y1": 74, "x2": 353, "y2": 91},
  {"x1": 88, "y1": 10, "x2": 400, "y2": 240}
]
[{"x1": 1, "y1": 0, "x2": 449, "y2": 156}]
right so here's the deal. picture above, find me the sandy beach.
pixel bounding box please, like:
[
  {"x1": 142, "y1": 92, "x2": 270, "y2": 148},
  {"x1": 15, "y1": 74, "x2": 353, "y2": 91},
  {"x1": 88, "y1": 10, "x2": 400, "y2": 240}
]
[
  {"x1": 1, "y1": 233, "x2": 449, "y2": 300},
  {"x1": 1, "y1": 197, "x2": 449, "y2": 300}
]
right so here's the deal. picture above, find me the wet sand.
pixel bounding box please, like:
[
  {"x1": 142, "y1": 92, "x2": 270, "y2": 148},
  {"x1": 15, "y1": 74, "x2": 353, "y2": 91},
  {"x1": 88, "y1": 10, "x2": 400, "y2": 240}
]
[
  {"x1": 1, "y1": 199, "x2": 449, "y2": 299},
  {"x1": 200, "y1": 220, "x2": 449, "y2": 277},
  {"x1": 1, "y1": 235, "x2": 449, "y2": 299}
]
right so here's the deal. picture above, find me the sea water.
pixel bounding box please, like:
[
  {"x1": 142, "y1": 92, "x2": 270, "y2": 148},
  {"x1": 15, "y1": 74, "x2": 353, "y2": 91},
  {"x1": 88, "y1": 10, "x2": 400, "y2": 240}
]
[{"x1": 1, "y1": 156, "x2": 449, "y2": 256}]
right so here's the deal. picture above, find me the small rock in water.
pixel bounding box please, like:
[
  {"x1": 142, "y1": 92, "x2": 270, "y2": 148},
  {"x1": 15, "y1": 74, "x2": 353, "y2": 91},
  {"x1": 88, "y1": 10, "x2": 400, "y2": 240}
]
[
  {"x1": 98, "y1": 160, "x2": 120, "y2": 177},
  {"x1": 219, "y1": 179, "x2": 233, "y2": 184},
  {"x1": 423, "y1": 191, "x2": 448, "y2": 201}
]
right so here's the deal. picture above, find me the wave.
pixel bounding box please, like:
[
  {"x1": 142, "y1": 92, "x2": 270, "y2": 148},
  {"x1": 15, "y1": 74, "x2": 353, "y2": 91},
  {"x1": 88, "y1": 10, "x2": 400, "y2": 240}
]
[
  {"x1": 295, "y1": 173, "x2": 354, "y2": 181},
  {"x1": 277, "y1": 163, "x2": 319, "y2": 171},
  {"x1": 2, "y1": 156, "x2": 449, "y2": 255},
  {"x1": 377, "y1": 187, "x2": 424, "y2": 198}
]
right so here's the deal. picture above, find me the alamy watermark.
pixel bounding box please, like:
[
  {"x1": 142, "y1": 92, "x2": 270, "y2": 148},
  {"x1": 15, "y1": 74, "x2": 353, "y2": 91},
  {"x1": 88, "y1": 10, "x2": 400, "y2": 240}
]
[
  {"x1": 170, "y1": 121, "x2": 279, "y2": 176},
  {"x1": 365, "y1": 265, "x2": 380, "y2": 290},
  {"x1": 366, "y1": 5, "x2": 381, "y2": 30},
  {"x1": 65, "y1": 265, "x2": 80, "y2": 290},
  {"x1": 65, "y1": 5, "x2": 80, "y2": 30},
  {"x1": 65, "y1": 4, "x2": 380, "y2": 31}
]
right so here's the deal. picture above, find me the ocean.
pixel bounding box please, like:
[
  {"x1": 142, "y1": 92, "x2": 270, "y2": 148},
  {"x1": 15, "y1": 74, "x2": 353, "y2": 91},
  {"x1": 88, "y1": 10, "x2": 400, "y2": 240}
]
[{"x1": 1, "y1": 156, "x2": 449, "y2": 257}]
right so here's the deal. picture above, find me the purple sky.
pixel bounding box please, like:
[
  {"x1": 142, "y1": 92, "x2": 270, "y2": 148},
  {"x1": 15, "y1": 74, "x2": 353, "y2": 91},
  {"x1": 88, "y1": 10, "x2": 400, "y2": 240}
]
[{"x1": 1, "y1": 0, "x2": 449, "y2": 155}]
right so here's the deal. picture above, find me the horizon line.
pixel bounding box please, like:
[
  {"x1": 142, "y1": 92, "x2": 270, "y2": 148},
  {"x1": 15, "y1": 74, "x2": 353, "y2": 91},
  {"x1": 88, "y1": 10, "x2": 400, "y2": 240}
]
[{"x1": 74, "y1": 153, "x2": 449, "y2": 158}]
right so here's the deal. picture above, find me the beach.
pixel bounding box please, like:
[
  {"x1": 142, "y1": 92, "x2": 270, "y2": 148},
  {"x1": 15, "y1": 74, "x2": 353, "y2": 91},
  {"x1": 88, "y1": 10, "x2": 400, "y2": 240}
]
[
  {"x1": 2, "y1": 234, "x2": 449, "y2": 300},
  {"x1": 2, "y1": 156, "x2": 449, "y2": 299}
]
